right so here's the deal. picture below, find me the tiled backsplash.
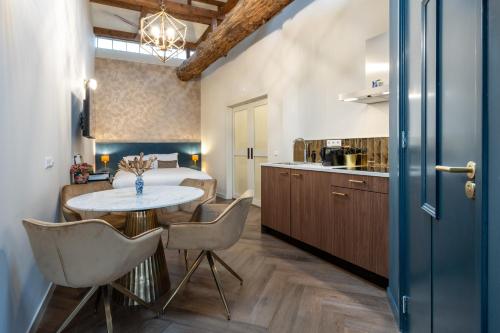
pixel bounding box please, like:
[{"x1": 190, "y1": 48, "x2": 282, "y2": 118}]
[{"x1": 296, "y1": 137, "x2": 389, "y2": 166}]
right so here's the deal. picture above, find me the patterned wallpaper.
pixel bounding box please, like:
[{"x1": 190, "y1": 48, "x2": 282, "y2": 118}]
[{"x1": 94, "y1": 58, "x2": 200, "y2": 142}]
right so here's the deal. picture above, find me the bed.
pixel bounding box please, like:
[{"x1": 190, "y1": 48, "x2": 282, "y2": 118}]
[
  {"x1": 113, "y1": 167, "x2": 212, "y2": 189},
  {"x1": 111, "y1": 152, "x2": 212, "y2": 188}
]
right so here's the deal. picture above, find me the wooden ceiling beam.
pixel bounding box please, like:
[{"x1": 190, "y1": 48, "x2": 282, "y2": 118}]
[
  {"x1": 222, "y1": 0, "x2": 239, "y2": 14},
  {"x1": 193, "y1": 0, "x2": 226, "y2": 7},
  {"x1": 176, "y1": 0, "x2": 294, "y2": 81},
  {"x1": 90, "y1": 0, "x2": 221, "y2": 25},
  {"x1": 94, "y1": 27, "x2": 138, "y2": 41}
]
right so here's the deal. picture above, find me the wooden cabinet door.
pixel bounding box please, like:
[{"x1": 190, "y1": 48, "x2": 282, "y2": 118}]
[
  {"x1": 326, "y1": 186, "x2": 355, "y2": 262},
  {"x1": 291, "y1": 170, "x2": 331, "y2": 249},
  {"x1": 350, "y1": 189, "x2": 388, "y2": 277},
  {"x1": 261, "y1": 167, "x2": 291, "y2": 235}
]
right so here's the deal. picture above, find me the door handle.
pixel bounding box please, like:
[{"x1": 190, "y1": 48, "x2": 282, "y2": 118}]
[
  {"x1": 331, "y1": 192, "x2": 348, "y2": 197},
  {"x1": 250, "y1": 148, "x2": 254, "y2": 159},
  {"x1": 279, "y1": 172, "x2": 289, "y2": 176},
  {"x1": 348, "y1": 179, "x2": 366, "y2": 184},
  {"x1": 435, "y1": 161, "x2": 476, "y2": 179},
  {"x1": 291, "y1": 173, "x2": 302, "y2": 177},
  {"x1": 247, "y1": 148, "x2": 250, "y2": 159}
]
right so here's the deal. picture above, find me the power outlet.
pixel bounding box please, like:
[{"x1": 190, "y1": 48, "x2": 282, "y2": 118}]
[
  {"x1": 44, "y1": 157, "x2": 55, "y2": 169},
  {"x1": 326, "y1": 139, "x2": 342, "y2": 147}
]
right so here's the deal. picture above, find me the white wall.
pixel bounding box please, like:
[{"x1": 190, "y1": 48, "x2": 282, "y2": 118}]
[
  {"x1": 0, "y1": 1, "x2": 95, "y2": 331},
  {"x1": 201, "y1": 0, "x2": 389, "y2": 197}
]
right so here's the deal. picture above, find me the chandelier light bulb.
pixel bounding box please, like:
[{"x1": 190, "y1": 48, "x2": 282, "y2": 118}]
[
  {"x1": 166, "y1": 27, "x2": 176, "y2": 41},
  {"x1": 151, "y1": 26, "x2": 160, "y2": 39}
]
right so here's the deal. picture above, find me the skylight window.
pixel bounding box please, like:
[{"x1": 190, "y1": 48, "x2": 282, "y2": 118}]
[{"x1": 95, "y1": 37, "x2": 188, "y2": 61}]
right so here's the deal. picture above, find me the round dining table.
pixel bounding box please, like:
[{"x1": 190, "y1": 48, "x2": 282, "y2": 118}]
[{"x1": 66, "y1": 185, "x2": 204, "y2": 306}]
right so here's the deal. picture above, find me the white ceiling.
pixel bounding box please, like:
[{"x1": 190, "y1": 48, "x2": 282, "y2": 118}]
[{"x1": 90, "y1": 1, "x2": 225, "y2": 43}]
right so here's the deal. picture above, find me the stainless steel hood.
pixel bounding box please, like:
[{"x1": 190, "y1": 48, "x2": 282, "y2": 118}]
[{"x1": 339, "y1": 32, "x2": 389, "y2": 104}]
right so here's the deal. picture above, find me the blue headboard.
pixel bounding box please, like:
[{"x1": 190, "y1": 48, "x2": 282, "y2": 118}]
[{"x1": 95, "y1": 142, "x2": 201, "y2": 173}]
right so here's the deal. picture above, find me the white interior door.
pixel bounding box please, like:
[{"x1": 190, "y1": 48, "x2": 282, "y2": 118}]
[{"x1": 232, "y1": 99, "x2": 268, "y2": 206}]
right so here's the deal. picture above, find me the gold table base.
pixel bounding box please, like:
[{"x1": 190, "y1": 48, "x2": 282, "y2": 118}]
[{"x1": 115, "y1": 209, "x2": 170, "y2": 306}]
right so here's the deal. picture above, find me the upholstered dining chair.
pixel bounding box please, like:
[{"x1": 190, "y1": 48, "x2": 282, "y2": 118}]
[
  {"x1": 157, "y1": 178, "x2": 217, "y2": 268},
  {"x1": 61, "y1": 182, "x2": 126, "y2": 230},
  {"x1": 23, "y1": 218, "x2": 162, "y2": 333},
  {"x1": 161, "y1": 190, "x2": 253, "y2": 320}
]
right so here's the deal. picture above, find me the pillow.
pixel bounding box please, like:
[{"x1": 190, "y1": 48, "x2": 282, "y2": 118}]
[
  {"x1": 157, "y1": 160, "x2": 178, "y2": 168},
  {"x1": 148, "y1": 153, "x2": 179, "y2": 168}
]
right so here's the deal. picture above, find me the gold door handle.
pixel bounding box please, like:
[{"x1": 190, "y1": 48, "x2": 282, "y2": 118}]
[
  {"x1": 279, "y1": 172, "x2": 289, "y2": 176},
  {"x1": 348, "y1": 179, "x2": 365, "y2": 184},
  {"x1": 435, "y1": 161, "x2": 476, "y2": 179},
  {"x1": 332, "y1": 192, "x2": 348, "y2": 197},
  {"x1": 292, "y1": 173, "x2": 302, "y2": 177}
]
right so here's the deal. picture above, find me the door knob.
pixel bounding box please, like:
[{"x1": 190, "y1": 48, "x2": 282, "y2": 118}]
[{"x1": 435, "y1": 161, "x2": 476, "y2": 179}]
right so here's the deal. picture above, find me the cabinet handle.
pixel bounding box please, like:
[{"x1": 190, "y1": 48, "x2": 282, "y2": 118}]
[
  {"x1": 348, "y1": 179, "x2": 365, "y2": 184},
  {"x1": 332, "y1": 192, "x2": 348, "y2": 197},
  {"x1": 280, "y1": 172, "x2": 289, "y2": 176},
  {"x1": 291, "y1": 173, "x2": 302, "y2": 177}
]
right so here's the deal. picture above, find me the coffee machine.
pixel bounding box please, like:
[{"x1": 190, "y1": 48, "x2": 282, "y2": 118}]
[{"x1": 320, "y1": 147, "x2": 345, "y2": 166}]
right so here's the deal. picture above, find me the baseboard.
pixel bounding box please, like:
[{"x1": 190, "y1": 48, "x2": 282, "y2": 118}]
[
  {"x1": 386, "y1": 287, "x2": 401, "y2": 332},
  {"x1": 27, "y1": 282, "x2": 55, "y2": 333}
]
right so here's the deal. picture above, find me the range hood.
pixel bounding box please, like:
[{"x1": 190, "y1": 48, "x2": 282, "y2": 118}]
[{"x1": 339, "y1": 32, "x2": 389, "y2": 104}]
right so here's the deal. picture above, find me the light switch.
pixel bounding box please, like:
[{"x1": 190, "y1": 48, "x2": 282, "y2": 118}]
[
  {"x1": 44, "y1": 157, "x2": 55, "y2": 169},
  {"x1": 326, "y1": 139, "x2": 342, "y2": 147}
]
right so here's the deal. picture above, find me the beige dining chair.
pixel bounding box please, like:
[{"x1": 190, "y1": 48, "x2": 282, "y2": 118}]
[
  {"x1": 161, "y1": 190, "x2": 253, "y2": 320},
  {"x1": 157, "y1": 178, "x2": 217, "y2": 268},
  {"x1": 23, "y1": 218, "x2": 163, "y2": 333},
  {"x1": 61, "y1": 182, "x2": 126, "y2": 230}
]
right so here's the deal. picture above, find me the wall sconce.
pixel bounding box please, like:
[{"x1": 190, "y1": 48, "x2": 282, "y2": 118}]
[
  {"x1": 85, "y1": 78, "x2": 98, "y2": 90},
  {"x1": 192, "y1": 154, "x2": 199, "y2": 166},
  {"x1": 100, "y1": 154, "x2": 110, "y2": 169}
]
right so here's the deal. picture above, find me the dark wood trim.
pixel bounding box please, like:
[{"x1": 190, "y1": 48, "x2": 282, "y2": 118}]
[{"x1": 261, "y1": 225, "x2": 389, "y2": 288}]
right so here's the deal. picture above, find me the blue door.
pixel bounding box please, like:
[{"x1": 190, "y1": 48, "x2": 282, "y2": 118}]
[{"x1": 403, "y1": 0, "x2": 484, "y2": 332}]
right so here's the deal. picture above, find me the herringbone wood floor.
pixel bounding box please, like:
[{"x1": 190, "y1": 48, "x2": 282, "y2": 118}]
[{"x1": 36, "y1": 205, "x2": 398, "y2": 333}]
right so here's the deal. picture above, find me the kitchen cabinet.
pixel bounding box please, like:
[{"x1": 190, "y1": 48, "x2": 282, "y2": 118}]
[
  {"x1": 261, "y1": 167, "x2": 291, "y2": 235},
  {"x1": 290, "y1": 170, "x2": 330, "y2": 249},
  {"x1": 327, "y1": 186, "x2": 388, "y2": 277},
  {"x1": 261, "y1": 165, "x2": 389, "y2": 278}
]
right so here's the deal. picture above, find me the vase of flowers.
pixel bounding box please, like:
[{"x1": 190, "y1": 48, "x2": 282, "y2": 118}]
[
  {"x1": 119, "y1": 153, "x2": 156, "y2": 196},
  {"x1": 70, "y1": 163, "x2": 93, "y2": 184}
]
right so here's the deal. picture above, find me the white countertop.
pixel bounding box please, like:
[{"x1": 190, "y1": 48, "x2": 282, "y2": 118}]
[
  {"x1": 66, "y1": 186, "x2": 205, "y2": 212},
  {"x1": 261, "y1": 162, "x2": 390, "y2": 178}
]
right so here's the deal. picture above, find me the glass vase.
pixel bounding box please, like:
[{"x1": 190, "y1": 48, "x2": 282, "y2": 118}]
[{"x1": 135, "y1": 175, "x2": 144, "y2": 196}]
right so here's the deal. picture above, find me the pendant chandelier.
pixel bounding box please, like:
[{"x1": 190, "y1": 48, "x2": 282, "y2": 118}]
[{"x1": 140, "y1": 0, "x2": 187, "y2": 63}]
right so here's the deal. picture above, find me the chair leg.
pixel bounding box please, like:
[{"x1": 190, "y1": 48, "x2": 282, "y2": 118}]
[
  {"x1": 103, "y1": 285, "x2": 113, "y2": 333},
  {"x1": 206, "y1": 252, "x2": 231, "y2": 320},
  {"x1": 94, "y1": 287, "x2": 102, "y2": 313},
  {"x1": 161, "y1": 250, "x2": 206, "y2": 312},
  {"x1": 57, "y1": 286, "x2": 99, "y2": 333},
  {"x1": 212, "y1": 252, "x2": 243, "y2": 285},
  {"x1": 184, "y1": 250, "x2": 189, "y2": 272}
]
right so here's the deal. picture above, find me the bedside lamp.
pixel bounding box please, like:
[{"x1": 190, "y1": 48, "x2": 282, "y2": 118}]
[
  {"x1": 192, "y1": 154, "x2": 199, "y2": 166},
  {"x1": 100, "y1": 154, "x2": 110, "y2": 169}
]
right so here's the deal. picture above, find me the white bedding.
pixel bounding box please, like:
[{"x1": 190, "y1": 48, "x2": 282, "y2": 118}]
[{"x1": 112, "y1": 167, "x2": 212, "y2": 189}]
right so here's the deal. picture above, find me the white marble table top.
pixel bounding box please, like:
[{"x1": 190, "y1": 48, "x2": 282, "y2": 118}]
[{"x1": 66, "y1": 186, "x2": 204, "y2": 212}]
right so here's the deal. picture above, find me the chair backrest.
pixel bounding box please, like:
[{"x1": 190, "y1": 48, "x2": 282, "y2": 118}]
[
  {"x1": 211, "y1": 190, "x2": 253, "y2": 249},
  {"x1": 179, "y1": 178, "x2": 217, "y2": 213},
  {"x1": 61, "y1": 182, "x2": 113, "y2": 221},
  {"x1": 22, "y1": 219, "x2": 162, "y2": 288}
]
